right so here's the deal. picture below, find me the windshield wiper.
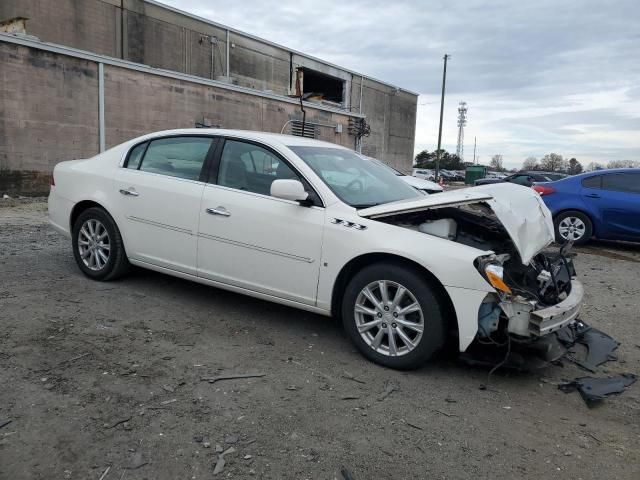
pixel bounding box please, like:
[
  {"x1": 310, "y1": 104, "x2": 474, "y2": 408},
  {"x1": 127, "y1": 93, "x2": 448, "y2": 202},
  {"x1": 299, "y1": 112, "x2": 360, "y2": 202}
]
[{"x1": 352, "y1": 203, "x2": 380, "y2": 209}]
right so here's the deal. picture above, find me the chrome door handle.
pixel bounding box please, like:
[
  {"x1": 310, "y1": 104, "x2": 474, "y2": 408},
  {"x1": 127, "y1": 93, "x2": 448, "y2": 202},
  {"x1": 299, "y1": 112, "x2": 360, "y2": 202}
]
[
  {"x1": 206, "y1": 207, "x2": 231, "y2": 217},
  {"x1": 119, "y1": 188, "x2": 139, "y2": 197}
]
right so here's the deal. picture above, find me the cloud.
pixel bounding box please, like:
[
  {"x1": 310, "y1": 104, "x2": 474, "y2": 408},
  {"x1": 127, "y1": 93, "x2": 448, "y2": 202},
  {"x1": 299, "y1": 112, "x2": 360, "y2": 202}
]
[{"x1": 159, "y1": 0, "x2": 640, "y2": 168}]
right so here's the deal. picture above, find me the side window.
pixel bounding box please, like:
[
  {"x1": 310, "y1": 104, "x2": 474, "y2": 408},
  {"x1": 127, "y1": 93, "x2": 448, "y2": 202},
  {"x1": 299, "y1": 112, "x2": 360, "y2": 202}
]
[
  {"x1": 138, "y1": 137, "x2": 214, "y2": 181},
  {"x1": 581, "y1": 175, "x2": 602, "y2": 189},
  {"x1": 509, "y1": 175, "x2": 530, "y2": 186},
  {"x1": 126, "y1": 142, "x2": 147, "y2": 169},
  {"x1": 602, "y1": 173, "x2": 640, "y2": 194},
  {"x1": 217, "y1": 140, "x2": 301, "y2": 196}
]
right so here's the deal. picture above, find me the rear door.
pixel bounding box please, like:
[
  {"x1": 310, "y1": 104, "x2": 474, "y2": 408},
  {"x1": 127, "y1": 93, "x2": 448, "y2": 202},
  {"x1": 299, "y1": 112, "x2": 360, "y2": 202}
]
[
  {"x1": 584, "y1": 172, "x2": 640, "y2": 240},
  {"x1": 196, "y1": 138, "x2": 325, "y2": 305},
  {"x1": 113, "y1": 135, "x2": 217, "y2": 275}
]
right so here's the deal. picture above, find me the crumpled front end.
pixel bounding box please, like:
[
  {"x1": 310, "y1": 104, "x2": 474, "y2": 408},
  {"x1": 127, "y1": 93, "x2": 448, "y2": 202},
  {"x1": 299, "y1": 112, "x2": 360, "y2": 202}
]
[{"x1": 475, "y1": 243, "x2": 583, "y2": 343}]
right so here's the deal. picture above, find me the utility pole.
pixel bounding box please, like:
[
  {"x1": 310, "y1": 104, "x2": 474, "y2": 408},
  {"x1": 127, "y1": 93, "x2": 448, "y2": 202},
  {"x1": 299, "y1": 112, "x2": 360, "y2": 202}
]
[{"x1": 435, "y1": 54, "x2": 450, "y2": 182}]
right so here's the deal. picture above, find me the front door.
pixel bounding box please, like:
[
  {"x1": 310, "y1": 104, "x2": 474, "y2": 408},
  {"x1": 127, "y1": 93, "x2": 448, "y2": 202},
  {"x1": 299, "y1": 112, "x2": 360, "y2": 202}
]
[
  {"x1": 197, "y1": 139, "x2": 325, "y2": 305},
  {"x1": 583, "y1": 172, "x2": 640, "y2": 240},
  {"x1": 113, "y1": 135, "x2": 216, "y2": 275}
]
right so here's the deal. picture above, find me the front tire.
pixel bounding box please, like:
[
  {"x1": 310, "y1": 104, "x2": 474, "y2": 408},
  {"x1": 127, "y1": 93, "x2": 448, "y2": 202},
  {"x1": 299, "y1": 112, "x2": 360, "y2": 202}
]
[
  {"x1": 72, "y1": 207, "x2": 130, "y2": 281},
  {"x1": 554, "y1": 210, "x2": 593, "y2": 245},
  {"x1": 341, "y1": 262, "x2": 446, "y2": 369}
]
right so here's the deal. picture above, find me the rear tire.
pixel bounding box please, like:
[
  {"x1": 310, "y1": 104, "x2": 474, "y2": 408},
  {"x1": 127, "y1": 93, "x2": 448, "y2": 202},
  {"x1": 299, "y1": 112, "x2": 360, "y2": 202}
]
[
  {"x1": 341, "y1": 262, "x2": 446, "y2": 369},
  {"x1": 554, "y1": 210, "x2": 593, "y2": 245},
  {"x1": 71, "y1": 207, "x2": 130, "y2": 281}
]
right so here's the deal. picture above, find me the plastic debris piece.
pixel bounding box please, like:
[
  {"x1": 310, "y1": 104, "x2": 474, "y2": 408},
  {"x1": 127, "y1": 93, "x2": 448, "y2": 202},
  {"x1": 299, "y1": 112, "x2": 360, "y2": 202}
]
[{"x1": 558, "y1": 374, "x2": 637, "y2": 406}]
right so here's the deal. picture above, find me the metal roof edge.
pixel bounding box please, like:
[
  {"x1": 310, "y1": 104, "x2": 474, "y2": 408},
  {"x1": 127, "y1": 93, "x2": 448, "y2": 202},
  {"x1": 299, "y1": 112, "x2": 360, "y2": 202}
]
[
  {"x1": 145, "y1": 0, "x2": 420, "y2": 97},
  {"x1": 0, "y1": 33, "x2": 366, "y2": 118}
]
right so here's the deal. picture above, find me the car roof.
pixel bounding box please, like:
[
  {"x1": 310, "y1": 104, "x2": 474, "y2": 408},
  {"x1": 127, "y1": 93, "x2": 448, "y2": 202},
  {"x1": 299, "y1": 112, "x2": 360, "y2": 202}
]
[{"x1": 136, "y1": 128, "x2": 349, "y2": 151}]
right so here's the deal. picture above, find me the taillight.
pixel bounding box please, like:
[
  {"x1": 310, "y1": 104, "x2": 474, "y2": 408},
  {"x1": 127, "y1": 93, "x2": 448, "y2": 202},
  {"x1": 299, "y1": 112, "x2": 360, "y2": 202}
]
[
  {"x1": 50, "y1": 173, "x2": 55, "y2": 186},
  {"x1": 533, "y1": 185, "x2": 555, "y2": 196}
]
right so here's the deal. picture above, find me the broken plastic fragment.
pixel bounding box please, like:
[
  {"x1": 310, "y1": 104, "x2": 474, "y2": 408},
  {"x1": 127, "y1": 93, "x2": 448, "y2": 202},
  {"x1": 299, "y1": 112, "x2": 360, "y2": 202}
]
[{"x1": 558, "y1": 374, "x2": 637, "y2": 406}]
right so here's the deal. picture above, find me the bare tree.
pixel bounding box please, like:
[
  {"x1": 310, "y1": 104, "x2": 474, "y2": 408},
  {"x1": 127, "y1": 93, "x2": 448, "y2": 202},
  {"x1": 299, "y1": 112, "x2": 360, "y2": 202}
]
[
  {"x1": 522, "y1": 156, "x2": 538, "y2": 170},
  {"x1": 490, "y1": 154, "x2": 504, "y2": 172},
  {"x1": 539, "y1": 153, "x2": 566, "y2": 172},
  {"x1": 567, "y1": 158, "x2": 583, "y2": 175},
  {"x1": 607, "y1": 160, "x2": 640, "y2": 168},
  {"x1": 586, "y1": 161, "x2": 604, "y2": 171}
]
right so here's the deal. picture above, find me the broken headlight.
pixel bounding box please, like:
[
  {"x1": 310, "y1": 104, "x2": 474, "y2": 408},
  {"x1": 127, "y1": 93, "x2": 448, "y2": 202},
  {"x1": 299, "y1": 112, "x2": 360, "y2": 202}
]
[{"x1": 476, "y1": 255, "x2": 512, "y2": 295}]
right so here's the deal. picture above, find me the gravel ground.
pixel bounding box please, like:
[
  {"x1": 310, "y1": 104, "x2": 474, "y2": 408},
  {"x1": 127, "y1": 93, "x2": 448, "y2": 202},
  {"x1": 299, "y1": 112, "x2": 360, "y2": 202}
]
[{"x1": 1, "y1": 198, "x2": 639, "y2": 479}]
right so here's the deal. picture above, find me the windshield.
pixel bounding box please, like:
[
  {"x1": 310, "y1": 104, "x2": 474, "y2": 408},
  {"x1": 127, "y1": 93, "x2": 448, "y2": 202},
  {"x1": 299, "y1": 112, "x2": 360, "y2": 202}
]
[{"x1": 289, "y1": 146, "x2": 420, "y2": 208}]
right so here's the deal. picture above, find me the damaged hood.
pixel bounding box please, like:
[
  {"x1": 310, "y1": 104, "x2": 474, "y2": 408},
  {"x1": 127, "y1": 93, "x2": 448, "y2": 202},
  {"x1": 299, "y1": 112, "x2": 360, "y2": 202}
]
[{"x1": 358, "y1": 183, "x2": 555, "y2": 264}]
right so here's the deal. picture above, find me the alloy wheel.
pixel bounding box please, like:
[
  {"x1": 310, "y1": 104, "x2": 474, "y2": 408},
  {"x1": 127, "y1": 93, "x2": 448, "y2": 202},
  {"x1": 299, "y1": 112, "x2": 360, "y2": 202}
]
[
  {"x1": 77, "y1": 219, "x2": 111, "y2": 271},
  {"x1": 354, "y1": 280, "x2": 424, "y2": 357},
  {"x1": 558, "y1": 216, "x2": 586, "y2": 241}
]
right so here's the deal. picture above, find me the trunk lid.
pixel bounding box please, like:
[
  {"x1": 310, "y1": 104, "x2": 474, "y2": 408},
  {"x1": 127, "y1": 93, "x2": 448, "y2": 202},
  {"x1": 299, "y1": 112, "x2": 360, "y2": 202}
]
[{"x1": 358, "y1": 183, "x2": 555, "y2": 264}]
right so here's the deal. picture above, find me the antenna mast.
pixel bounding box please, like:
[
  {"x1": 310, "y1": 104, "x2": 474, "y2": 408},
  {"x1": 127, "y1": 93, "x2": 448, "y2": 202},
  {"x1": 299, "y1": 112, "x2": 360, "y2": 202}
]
[{"x1": 456, "y1": 101, "x2": 467, "y2": 160}]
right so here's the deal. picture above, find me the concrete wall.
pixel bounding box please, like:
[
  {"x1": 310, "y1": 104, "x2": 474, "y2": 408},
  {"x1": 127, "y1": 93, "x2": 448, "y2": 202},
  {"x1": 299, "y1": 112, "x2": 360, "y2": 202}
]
[
  {"x1": 0, "y1": 41, "x2": 357, "y2": 195},
  {"x1": 0, "y1": 42, "x2": 100, "y2": 194},
  {"x1": 0, "y1": 0, "x2": 418, "y2": 182}
]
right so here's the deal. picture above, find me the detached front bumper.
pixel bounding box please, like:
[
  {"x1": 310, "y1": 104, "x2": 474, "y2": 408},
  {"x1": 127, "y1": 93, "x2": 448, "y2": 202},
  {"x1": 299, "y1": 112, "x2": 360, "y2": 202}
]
[
  {"x1": 530, "y1": 279, "x2": 584, "y2": 336},
  {"x1": 500, "y1": 279, "x2": 584, "y2": 337}
]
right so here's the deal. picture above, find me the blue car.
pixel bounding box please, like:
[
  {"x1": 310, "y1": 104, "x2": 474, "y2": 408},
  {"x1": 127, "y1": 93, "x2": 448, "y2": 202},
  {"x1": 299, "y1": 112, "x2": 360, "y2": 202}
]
[{"x1": 533, "y1": 168, "x2": 640, "y2": 245}]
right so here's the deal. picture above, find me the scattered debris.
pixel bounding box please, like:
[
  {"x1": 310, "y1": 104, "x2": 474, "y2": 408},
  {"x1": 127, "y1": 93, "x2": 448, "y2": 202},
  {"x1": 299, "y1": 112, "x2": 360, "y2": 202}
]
[
  {"x1": 0, "y1": 419, "x2": 12, "y2": 430},
  {"x1": 342, "y1": 371, "x2": 366, "y2": 384},
  {"x1": 243, "y1": 454, "x2": 252, "y2": 460},
  {"x1": 405, "y1": 421, "x2": 424, "y2": 430},
  {"x1": 341, "y1": 466, "x2": 355, "y2": 480},
  {"x1": 286, "y1": 385, "x2": 298, "y2": 391},
  {"x1": 224, "y1": 435, "x2": 239, "y2": 444},
  {"x1": 160, "y1": 398, "x2": 177, "y2": 405},
  {"x1": 104, "y1": 416, "x2": 132, "y2": 429},
  {"x1": 377, "y1": 381, "x2": 399, "y2": 401},
  {"x1": 203, "y1": 442, "x2": 211, "y2": 448},
  {"x1": 215, "y1": 444, "x2": 223, "y2": 453},
  {"x1": 98, "y1": 466, "x2": 111, "y2": 480},
  {"x1": 161, "y1": 385, "x2": 175, "y2": 393},
  {"x1": 588, "y1": 432, "x2": 603, "y2": 444},
  {"x1": 213, "y1": 447, "x2": 235, "y2": 475},
  {"x1": 559, "y1": 374, "x2": 637, "y2": 406},
  {"x1": 127, "y1": 451, "x2": 148, "y2": 470},
  {"x1": 433, "y1": 409, "x2": 457, "y2": 417},
  {"x1": 341, "y1": 395, "x2": 360, "y2": 400},
  {"x1": 193, "y1": 435, "x2": 203, "y2": 443},
  {"x1": 577, "y1": 328, "x2": 620, "y2": 370},
  {"x1": 201, "y1": 373, "x2": 266, "y2": 384}
]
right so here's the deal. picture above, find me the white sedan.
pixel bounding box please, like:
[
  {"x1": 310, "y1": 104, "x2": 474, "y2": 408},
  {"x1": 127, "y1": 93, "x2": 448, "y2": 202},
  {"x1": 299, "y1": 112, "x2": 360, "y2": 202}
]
[{"x1": 49, "y1": 129, "x2": 584, "y2": 369}]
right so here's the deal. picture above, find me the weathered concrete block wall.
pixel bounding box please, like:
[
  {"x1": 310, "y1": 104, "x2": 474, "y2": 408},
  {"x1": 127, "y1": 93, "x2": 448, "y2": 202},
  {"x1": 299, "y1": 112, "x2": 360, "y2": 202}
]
[
  {"x1": 0, "y1": 0, "x2": 418, "y2": 179},
  {"x1": 0, "y1": 0, "x2": 121, "y2": 57},
  {"x1": 0, "y1": 43, "x2": 100, "y2": 194},
  {"x1": 0, "y1": 42, "x2": 356, "y2": 195},
  {"x1": 103, "y1": 65, "x2": 352, "y2": 149}
]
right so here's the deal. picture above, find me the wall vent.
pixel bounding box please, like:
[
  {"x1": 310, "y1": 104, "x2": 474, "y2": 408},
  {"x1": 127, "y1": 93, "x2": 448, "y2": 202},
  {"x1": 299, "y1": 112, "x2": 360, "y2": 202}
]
[{"x1": 290, "y1": 121, "x2": 316, "y2": 138}]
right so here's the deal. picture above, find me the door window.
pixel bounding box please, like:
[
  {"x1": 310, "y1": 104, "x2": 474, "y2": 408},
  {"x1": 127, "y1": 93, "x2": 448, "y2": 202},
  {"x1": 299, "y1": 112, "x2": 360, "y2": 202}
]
[
  {"x1": 581, "y1": 175, "x2": 602, "y2": 189},
  {"x1": 601, "y1": 173, "x2": 640, "y2": 194},
  {"x1": 136, "y1": 137, "x2": 214, "y2": 181},
  {"x1": 126, "y1": 142, "x2": 147, "y2": 170},
  {"x1": 217, "y1": 140, "x2": 301, "y2": 196}
]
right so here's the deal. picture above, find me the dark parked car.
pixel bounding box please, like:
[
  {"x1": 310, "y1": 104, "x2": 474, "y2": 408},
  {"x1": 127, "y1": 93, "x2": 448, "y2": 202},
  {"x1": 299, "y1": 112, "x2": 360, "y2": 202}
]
[
  {"x1": 475, "y1": 171, "x2": 567, "y2": 186},
  {"x1": 533, "y1": 168, "x2": 640, "y2": 245}
]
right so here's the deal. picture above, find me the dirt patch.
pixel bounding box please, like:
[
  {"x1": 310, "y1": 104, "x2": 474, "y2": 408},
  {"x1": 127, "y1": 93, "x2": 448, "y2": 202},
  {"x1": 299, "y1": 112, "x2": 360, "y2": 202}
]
[{"x1": 1, "y1": 199, "x2": 639, "y2": 479}]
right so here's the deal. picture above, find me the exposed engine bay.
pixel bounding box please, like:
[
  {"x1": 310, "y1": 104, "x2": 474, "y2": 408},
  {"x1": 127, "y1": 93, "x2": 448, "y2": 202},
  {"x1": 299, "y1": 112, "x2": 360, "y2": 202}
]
[{"x1": 377, "y1": 203, "x2": 578, "y2": 341}]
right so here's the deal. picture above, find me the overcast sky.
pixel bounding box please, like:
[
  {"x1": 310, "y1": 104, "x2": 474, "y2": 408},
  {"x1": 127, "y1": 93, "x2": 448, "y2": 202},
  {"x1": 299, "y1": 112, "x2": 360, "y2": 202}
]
[{"x1": 160, "y1": 0, "x2": 639, "y2": 168}]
